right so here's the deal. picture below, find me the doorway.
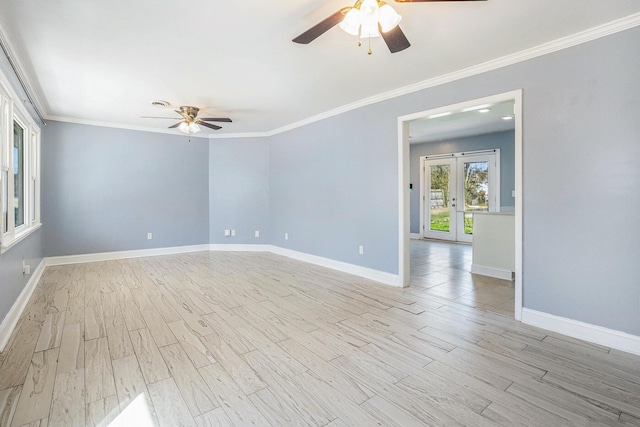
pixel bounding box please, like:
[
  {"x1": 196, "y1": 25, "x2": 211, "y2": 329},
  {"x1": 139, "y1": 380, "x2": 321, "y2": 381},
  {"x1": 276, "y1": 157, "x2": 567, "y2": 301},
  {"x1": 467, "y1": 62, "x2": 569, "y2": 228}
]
[
  {"x1": 422, "y1": 151, "x2": 499, "y2": 243},
  {"x1": 398, "y1": 90, "x2": 523, "y2": 320}
]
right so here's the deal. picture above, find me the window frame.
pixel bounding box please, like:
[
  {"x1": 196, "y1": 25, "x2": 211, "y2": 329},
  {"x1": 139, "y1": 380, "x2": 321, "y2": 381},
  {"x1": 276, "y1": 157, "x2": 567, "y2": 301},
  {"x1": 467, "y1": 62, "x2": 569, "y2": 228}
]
[{"x1": 0, "y1": 72, "x2": 41, "y2": 254}]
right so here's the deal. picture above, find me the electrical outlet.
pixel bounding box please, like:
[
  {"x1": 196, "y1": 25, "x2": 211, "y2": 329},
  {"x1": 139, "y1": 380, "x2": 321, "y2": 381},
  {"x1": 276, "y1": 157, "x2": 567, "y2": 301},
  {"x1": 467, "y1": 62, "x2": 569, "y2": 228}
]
[
  {"x1": 255, "y1": 230, "x2": 260, "y2": 238},
  {"x1": 224, "y1": 229, "x2": 230, "y2": 237},
  {"x1": 231, "y1": 229, "x2": 236, "y2": 237},
  {"x1": 359, "y1": 245, "x2": 364, "y2": 255},
  {"x1": 285, "y1": 233, "x2": 289, "y2": 240},
  {"x1": 147, "y1": 232, "x2": 153, "y2": 240},
  {"x1": 22, "y1": 260, "x2": 30, "y2": 275}
]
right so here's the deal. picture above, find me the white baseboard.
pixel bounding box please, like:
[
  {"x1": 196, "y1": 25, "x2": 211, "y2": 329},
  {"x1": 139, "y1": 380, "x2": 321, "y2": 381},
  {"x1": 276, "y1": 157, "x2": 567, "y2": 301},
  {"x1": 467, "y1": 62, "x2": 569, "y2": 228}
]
[
  {"x1": 0, "y1": 258, "x2": 46, "y2": 352},
  {"x1": 45, "y1": 244, "x2": 211, "y2": 266},
  {"x1": 269, "y1": 246, "x2": 401, "y2": 287},
  {"x1": 209, "y1": 244, "x2": 272, "y2": 252},
  {"x1": 522, "y1": 308, "x2": 640, "y2": 356},
  {"x1": 410, "y1": 233, "x2": 422, "y2": 240},
  {"x1": 471, "y1": 264, "x2": 514, "y2": 281},
  {"x1": 44, "y1": 243, "x2": 401, "y2": 288}
]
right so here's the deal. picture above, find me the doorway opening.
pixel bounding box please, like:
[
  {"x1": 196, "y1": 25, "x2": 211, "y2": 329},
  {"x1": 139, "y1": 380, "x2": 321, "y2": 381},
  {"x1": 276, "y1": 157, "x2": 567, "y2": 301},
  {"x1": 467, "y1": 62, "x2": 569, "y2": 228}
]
[{"x1": 398, "y1": 90, "x2": 523, "y2": 320}]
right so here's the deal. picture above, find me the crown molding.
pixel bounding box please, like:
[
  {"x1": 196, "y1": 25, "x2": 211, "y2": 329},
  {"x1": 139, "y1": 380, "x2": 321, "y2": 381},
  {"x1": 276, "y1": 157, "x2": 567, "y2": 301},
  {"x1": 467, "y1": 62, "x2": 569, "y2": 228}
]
[
  {"x1": 257, "y1": 12, "x2": 640, "y2": 139},
  {"x1": 6, "y1": 12, "x2": 640, "y2": 140},
  {"x1": 0, "y1": 19, "x2": 48, "y2": 119},
  {"x1": 209, "y1": 132, "x2": 269, "y2": 139},
  {"x1": 45, "y1": 116, "x2": 210, "y2": 139}
]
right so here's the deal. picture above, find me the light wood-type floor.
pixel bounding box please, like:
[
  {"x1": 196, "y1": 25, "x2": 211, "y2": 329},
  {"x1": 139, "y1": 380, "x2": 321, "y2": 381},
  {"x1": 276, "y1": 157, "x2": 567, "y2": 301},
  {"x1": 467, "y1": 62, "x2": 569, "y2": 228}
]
[
  {"x1": 1, "y1": 251, "x2": 639, "y2": 426},
  {"x1": 410, "y1": 240, "x2": 515, "y2": 316}
]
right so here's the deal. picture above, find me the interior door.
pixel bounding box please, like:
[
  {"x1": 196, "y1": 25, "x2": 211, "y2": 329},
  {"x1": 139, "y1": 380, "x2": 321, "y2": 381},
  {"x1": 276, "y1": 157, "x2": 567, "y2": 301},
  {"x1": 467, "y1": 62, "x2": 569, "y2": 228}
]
[{"x1": 424, "y1": 158, "x2": 457, "y2": 241}]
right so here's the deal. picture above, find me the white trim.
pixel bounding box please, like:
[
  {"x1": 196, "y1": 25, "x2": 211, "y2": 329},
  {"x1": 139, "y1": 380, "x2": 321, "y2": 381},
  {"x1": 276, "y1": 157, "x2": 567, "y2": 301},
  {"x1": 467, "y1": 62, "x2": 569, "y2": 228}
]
[
  {"x1": 410, "y1": 233, "x2": 422, "y2": 240},
  {"x1": 470, "y1": 264, "x2": 514, "y2": 281},
  {"x1": 45, "y1": 117, "x2": 210, "y2": 139},
  {"x1": 0, "y1": 223, "x2": 41, "y2": 254},
  {"x1": 209, "y1": 132, "x2": 270, "y2": 140},
  {"x1": 2, "y1": 13, "x2": 633, "y2": 140},
  {"x1": 269, "y1": 246, "x2": 401, "y2": 287},
  {"x1": 0, "y1": 258, "x2": 45, "y2": 352},
  {"x1": 398, "y1": 121, "x2": 411, "y2": 287},
  {"x1": 43, "y1": 243, "x2": 401, "y2": 287},
  {"x1": 45, "y1": 244, "x2": 211, "y2": 266},
  {"x1": 209, "y1": 244, "x2": 272, "y2": 252},
  {"x1": 250, "y1": 13, "x2": 640, "y2": 138},
  {"x1": 522, "y1": 308, "x2": 640, "y2": 357},
  {"x1": 398, "y1": 90, "x2": 523, "y2": 318},
  {"x1": 0, "y1": 20, "x2": 47, "y2": 118}
]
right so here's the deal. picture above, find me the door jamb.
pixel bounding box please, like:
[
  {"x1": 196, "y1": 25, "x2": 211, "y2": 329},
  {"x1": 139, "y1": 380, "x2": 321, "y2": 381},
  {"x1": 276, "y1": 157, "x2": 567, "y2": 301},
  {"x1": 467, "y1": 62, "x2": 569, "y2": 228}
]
[{"x1": 397, "y1": 90, "x2": 523, "y2": 321}]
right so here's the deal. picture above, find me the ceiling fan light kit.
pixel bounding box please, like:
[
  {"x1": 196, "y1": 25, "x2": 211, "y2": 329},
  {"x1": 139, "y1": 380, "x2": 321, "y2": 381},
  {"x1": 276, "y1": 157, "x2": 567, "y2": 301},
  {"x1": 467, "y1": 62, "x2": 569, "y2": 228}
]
[{"x1": 293, "y1": 0, "x2": 486, "y2": 54}]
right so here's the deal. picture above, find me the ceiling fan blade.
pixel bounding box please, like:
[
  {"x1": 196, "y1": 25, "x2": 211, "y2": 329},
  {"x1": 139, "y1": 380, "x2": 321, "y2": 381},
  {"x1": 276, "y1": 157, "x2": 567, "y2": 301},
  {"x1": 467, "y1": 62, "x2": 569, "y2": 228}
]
[
  {"x1": 292, "y1": 9, "x2": 348, "y2": 44},
  {"x1": 168, "y1": 122, "x2": 182, "y2": 129},
  {"x1": 394, "y1": 0, "x2": 486, "y2": 2},
  {"x1": 175, "y1": 110, "x2": 191, "y2": 120},
  {"x1": 381, "y1": 25, "x2": 411, "y2": 53},
  {"x1": 200, "y1": 118, "x2": 232, "y2": 123},
  {"x1": 198, "y1": 121, "x2": 222, "y2": 131}
]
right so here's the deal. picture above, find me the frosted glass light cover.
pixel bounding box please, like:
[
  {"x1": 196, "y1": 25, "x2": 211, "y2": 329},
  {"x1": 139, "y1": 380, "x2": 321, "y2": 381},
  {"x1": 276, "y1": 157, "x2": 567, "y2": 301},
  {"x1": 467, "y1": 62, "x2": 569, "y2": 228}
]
[
  {"x1": 379, "y1": 4, "x2": 401, "y2": 33},
  {"x1": 339, "y1": 8, "x2": 361, "y2": 36}
]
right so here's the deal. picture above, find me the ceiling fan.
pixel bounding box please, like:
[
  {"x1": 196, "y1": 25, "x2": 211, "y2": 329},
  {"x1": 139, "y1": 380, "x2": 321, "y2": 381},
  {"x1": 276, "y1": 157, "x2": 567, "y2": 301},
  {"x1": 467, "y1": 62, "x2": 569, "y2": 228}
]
[
  {"x1": 143, "y1": 105, "x2": 232, "y2": 134},
  {"x1": 293, "y1": 0, "x2": 487, "y2": 54}
]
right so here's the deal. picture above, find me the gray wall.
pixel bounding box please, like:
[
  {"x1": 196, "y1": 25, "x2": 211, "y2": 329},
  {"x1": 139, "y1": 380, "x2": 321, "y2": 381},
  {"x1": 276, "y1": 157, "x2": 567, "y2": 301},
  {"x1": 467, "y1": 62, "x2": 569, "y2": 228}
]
[
  {"x1": 42, "y1": 122, "x2": 210, "y2": 256},
  {"x1": 269, "y1": 111, "x2": 398, "y2": 273},
  {"x1": 266, "y1": 27, "x2": 640, "y2": 336},
  {"x1": 0, "y1": 45, "x2": 44, "y2": 325},
  {"x1": 409, "y1": 131, "x2": 516, "y2": 233},
  {"x1": 209, "y1": 138, "x2": 270, "y2": 244},
  {"x1": 22, "y1": 24, "x2": 640, "y2": 339},
  {"x1": 0, "y1": 230, "x2": 43, "y2": 325}
]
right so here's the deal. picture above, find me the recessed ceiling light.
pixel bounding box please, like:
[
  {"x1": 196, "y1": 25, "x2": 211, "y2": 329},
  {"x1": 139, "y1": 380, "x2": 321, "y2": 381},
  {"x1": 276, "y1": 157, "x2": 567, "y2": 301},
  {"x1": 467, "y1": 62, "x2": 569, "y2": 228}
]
[
  {"x1": 429, "y1": 112, "x2": 452, "y2": 119},
  {"x1": 462, "y1": 104, "x2": 491, "y2": 112},
  {"x1": 502, "y1": 116, "x2": 514, "y2": 120},
  {"x1": 151, "y1": 100, "x2": 170, "y2": 108},
  {"x1": 479, "y1": 109, "x2": 490, "y2": 113}
]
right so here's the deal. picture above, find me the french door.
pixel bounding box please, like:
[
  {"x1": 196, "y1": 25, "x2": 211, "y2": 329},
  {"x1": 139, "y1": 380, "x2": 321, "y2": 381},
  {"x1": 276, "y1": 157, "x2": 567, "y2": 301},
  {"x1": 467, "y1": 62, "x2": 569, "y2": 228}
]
[{"x1": 422, "y1": 152, "x2": 499, "y2": 243}]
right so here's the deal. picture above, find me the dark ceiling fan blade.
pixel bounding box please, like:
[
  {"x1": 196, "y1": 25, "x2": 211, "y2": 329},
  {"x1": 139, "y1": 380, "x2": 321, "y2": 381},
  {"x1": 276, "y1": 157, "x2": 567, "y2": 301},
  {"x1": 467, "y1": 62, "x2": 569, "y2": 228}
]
[
  {"x1": 394, "y1": 0, "x2": 486, "y2": 2},
  {"x1": 168, "y1": 122, "x2": 182, "y2": 129},
  {"x1": 198, "y1": 121, "x2": 222, "y2": 131},
  {"x1": 292, "y1": 9, "x2": 348, "y2": 44},
  {"x1": 200, "y1": 118, "x2": 232, "y2": 123},
  {"x1": 175, "y1": 110, "x2": 191, "y2": 120},
  {"x1": 381, "y1": 25, "x2": 411, "y2": 53}
]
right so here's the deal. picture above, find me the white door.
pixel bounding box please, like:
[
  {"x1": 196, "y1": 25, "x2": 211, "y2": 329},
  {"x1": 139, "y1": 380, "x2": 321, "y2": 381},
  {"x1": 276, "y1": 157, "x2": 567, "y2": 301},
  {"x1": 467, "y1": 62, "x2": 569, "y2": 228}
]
[
  {"x1": 423, "y1": 158, "x2": 458, "y2": 241},
  {"x1": 423, "y1": 152, "x2": 499, "y2": 243},
  {"x1": 455, "y1": 154, "x2": 498, "y2": 243}
]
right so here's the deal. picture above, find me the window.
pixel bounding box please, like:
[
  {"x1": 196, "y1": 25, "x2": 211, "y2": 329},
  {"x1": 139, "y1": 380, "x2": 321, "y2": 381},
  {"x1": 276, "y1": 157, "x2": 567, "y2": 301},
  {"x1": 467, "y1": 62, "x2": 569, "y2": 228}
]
[
  {"x1": 13, "y1": 120, "x2": 24, "y2": 228},
  {"x1": 0, "y1": 76, "x2": 41, "y2": 253}
]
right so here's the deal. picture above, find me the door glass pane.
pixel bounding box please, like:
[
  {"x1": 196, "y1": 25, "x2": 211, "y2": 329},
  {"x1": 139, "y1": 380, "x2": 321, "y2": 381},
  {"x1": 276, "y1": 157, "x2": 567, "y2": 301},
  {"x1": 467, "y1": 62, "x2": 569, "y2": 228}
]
[
  {"x1": 462, "y1": 161, "x2": 489, "y2": 234},
  {"x1": 429, "y1": 165, "x2": 450, "y2": 232},
  {"x1": 14, "y1": 121, "x2": 24, "y2": 228}
]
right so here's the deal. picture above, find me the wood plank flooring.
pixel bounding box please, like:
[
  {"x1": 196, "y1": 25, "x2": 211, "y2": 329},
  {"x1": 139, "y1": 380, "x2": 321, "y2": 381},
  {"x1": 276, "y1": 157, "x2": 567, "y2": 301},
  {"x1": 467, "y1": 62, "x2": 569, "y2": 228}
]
[
  {"x1": 1, "y1": 250, "x2": 639, "y2": 426},
  {"x1": 410, "y1": 239, "x2": 515, "y2": 316}
]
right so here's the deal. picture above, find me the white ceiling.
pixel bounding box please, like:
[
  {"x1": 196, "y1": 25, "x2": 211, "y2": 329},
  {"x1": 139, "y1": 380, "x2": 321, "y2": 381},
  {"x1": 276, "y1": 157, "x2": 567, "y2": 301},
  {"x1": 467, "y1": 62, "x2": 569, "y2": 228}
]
[
  {"x1": 1, "y1": 1, "x2": 639, "y2": 137},
  {"x1": 409, "y1": 99, "x2": 515, "y2": 144}
]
